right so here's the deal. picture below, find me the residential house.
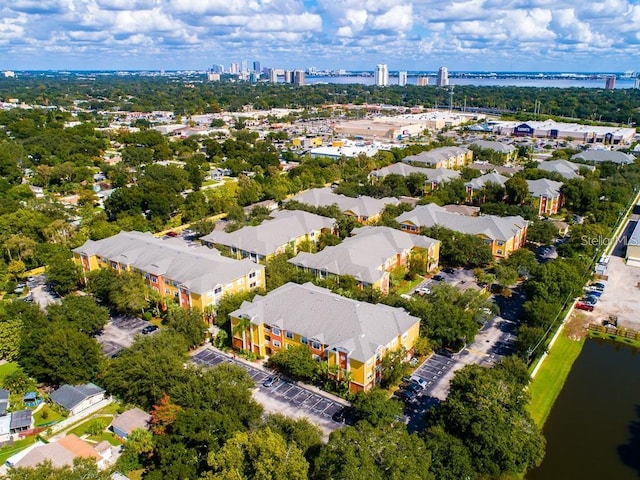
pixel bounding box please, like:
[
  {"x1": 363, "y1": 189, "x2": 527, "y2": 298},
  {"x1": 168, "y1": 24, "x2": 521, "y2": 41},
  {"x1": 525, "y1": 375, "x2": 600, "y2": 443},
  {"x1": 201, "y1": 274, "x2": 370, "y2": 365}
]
[
  {"x1": 526, "y1": 178, "x2": 564, "y2": 216},
  {"x1": 288, "y1": 226, "x2": 440, "y2": 294},
  {"x1": 6, "y1": 434, "x2": 114, "y2": 470},
  {"x1": 571, "y1": 150, "x2": 635, "y2": 165},
  {"x1": 0, "y1": 389, "x2": 8, "y2": 416},
  {"x1": 9, "y1": 410, "x2": 33, "y2": 435},
  {"x1": 537, "y1": 159, "x2": 594, "y2": 180},
  {"x1": 402, "y1": 146, "x2": 472, "y2": 169},
  {"x1": 0, "y1": 415, "x2": 10, "y2": 443},
  {"x1": 49, "y1": 383, "x2": 106, "y2": 417},
  {"x1": 289, "y1": 187, "x2": 399, "y2": 224},
  {"x1": 110, "y1": 408, "x2": 151, "y2": 439},
  {"x1": 73, "y1": 231, "x2": 265, "y2": 311},
  {"x1": 468, "y1": 140, "x2": 518, "y2": 163},
  {"x1": 200, "y1": 210, "x2": 335, "y2": 264},
  {"x1": 230, "y1": 282, "x2": 421, "y2": 392},
  {"x1": 464, "y1": 172, "x2": 509, "y2": 202},
  {"x1": 395, "y1": 203, "x2": 528, "y2": 258},
  {"x1": 368, "y1": 164, "x2": 460, "y2": 191}
]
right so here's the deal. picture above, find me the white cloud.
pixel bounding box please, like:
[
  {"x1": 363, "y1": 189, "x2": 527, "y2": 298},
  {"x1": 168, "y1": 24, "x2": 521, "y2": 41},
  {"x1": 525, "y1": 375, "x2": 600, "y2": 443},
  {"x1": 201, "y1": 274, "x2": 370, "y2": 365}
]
[{"x1": 369, "y1": 4, "x2": 413, "y2": 31}]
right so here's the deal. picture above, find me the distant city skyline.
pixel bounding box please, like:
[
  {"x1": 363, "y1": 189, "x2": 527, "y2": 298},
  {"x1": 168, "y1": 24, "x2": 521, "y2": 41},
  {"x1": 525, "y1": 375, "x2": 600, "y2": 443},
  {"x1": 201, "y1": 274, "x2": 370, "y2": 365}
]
[{"x1": 1, "y1": 1, "x2": 639, "y2": 72}]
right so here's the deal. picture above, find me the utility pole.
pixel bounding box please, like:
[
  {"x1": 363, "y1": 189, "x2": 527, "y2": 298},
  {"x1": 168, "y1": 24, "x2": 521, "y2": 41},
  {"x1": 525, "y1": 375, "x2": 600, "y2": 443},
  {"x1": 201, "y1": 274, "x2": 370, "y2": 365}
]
[{"x1": 449, "y1": 86, "x2": 455, "y2": 112}]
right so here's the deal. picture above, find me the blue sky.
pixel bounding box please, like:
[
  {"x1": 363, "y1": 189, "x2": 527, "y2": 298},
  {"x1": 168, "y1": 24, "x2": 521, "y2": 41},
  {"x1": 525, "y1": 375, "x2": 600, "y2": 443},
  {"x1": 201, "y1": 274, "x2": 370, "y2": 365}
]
[{"x1": 1, "y1": 0, "x2": 639, "y2": 72}]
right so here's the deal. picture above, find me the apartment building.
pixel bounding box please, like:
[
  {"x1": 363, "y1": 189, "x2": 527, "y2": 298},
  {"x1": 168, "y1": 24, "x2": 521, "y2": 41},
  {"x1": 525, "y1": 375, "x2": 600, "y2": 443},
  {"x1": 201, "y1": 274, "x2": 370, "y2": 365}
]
[
  {"x1": 288, "y1": 226, "x2": 440, "y2": 293},
  {"x1": 200, "y1": 210, "x2": 336, "y2": 264},
  {"x1": 73, "y1": 231, "x2": 264, "y2": 311},
  {"x1": 527, "y1": 178, "x2": 564, "y2": 216},
  {"x1": 395, "y1": 203, "x2": 528, "y2": 258},
  {"x1": 230, "y1": 282, "x2": 421, "y2": 392},
  {"x1": 289, "y1": 187, "x2": 399, "y2": 224},
  {"x1": 403, "y1": 146, "x2": 472, "y2": 169},
  {"x1": 368, "y1": 164, "x2": 460, "y2": 191}
]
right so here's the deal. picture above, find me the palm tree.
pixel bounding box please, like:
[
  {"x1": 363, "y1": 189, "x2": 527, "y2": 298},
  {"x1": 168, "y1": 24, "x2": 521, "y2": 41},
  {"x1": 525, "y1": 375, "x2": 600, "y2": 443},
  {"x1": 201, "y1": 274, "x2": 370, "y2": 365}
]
[{"x1": 232, "y1": 316, "x2": 252, "y2": 352}]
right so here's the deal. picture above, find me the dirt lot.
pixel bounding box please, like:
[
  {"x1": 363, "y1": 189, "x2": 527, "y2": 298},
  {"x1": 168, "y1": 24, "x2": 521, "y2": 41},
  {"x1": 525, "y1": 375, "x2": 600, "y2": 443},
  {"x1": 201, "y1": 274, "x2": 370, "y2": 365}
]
[{"x1": 591, "y1": 255, "x2": 640, "y2": 329}]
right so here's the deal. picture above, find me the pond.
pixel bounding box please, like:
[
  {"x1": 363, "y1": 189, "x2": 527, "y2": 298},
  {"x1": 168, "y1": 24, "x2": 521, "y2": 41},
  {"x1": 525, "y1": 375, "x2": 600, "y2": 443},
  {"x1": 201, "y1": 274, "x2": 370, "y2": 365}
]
[{"x1": 528, "y1": 339, "x2": 640, "y2": 479}]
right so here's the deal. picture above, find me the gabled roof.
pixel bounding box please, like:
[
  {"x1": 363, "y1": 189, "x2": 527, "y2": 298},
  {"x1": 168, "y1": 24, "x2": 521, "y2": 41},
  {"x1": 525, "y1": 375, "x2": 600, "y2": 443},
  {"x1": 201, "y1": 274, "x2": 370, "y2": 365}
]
[
  {"x1": 526, "y1": 178, "x2": 563, "y2": 198},
  {"x1": 289, "y1": 226, "x2": 439, "y2": 285},
  {"x1": 110, "y1": 408, "x2": 151, "y2": 436},
  {"x1": 200, "y1": 210, "x2": 335, "y2": 257},
  {"x1": 537, "y1": 159, "x2": 593, "y2": 179},
  {"x1": 9, "y1": 410, "x2": 32, "y2": 430},
  {"x1": 50, "y1": 383, "x2": 105, "y2": 411},
  {"x1": 469, "y1": 140, "x2": 516, "y2": 154},
  {"x1": 403, "y1": 146, "x2": 470, "y2": 165},
  {"x1": 230, "y1": 282, "x2": 420, "y2": 363},
  {"x1": 73, "y1": 232, "x2": 263, "y2": 295},
  {"x1": 395, "y1": 203, "x2": 527, "y2": 242},
  {"x1": 465, "y1": 172, "x2": 509, "y2": 189},
  {"x1": 11, "y1": 435, "x2": 100, "y2": 469},
  {"x1": 369, "y1": 163, "x2": 460, "y2": 183},
  {"x1": 571, "y1": 150, "x2": 635, "y2": 165},
  {"x1": 290, "y1": 188, "x2": 398, "y2": 218}
]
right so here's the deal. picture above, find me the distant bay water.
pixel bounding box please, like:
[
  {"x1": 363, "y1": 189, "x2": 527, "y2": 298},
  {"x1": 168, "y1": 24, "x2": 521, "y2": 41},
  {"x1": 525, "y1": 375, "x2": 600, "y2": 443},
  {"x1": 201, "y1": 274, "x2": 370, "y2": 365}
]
[{"x1": 306, "y1": 75, "x2": 638, "y2": 89}]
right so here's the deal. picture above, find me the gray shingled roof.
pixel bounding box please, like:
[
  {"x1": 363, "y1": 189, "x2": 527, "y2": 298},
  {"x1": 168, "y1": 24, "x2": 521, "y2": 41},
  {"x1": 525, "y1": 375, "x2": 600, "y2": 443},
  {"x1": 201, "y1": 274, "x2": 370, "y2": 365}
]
[
  {"x1": 290, "y1": 188, "x2": 398, "y2": 218},
  {"x1": 200, "y1": 210, "x2": 335, "y2": 257},
  {"x1": 465, "y1": 172, "x2": 509, "y2": 190},
  {"x1": 289, "y1": 226, "x2": 439, "y2": 285},
  {"x1": 370, "y1": 164, "x2": 460, "y2": 183},
  {"x1": 403, "y1": 146, "x2": 470, "y2": 166},
  {"x1": 231, "y1": 282, "x2": 420, "y2": 363},
  {"x1": 571, "y1": 150, "x2": 635, "y2": 165},
  {"x1": 395, "y1": 203, "x2": 527, "y2": 242},
  {"x1": 526, "y1": 178, "x2": 563, "y2": 198},
  {"x1": 110, "y1": 408, "x2": 151, "y2": 436},
  {"x1": 73, "y1": 232, "x2": 263, "y2": 295},
  {"x1": 469, "y1": 140, "x2": 516, "y2": 154},
  {"x1": 0, "y1": 389, "x2": 8, "y2": 417},
  {"x1": 9, "y1": 410, "x2": 32, "y2": 430},
  {"x1": 537, "y1": 159, "x2": 593, "y2": 179},
  {"x1": 50, "y1": 383, "x2": 105, "y2": 411}
]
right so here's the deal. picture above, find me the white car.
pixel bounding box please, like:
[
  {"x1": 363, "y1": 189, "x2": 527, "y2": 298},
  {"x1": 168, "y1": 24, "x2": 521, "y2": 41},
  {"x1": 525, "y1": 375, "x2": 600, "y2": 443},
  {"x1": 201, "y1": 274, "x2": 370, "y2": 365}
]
[{"x1": 415, "y1": 286, "x2": 432, "y2": 296}]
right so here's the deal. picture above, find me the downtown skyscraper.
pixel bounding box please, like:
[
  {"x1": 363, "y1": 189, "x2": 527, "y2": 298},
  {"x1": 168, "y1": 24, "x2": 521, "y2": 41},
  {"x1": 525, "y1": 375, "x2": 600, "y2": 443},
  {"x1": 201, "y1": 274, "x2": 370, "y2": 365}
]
[{"x1": 375, "y1": 64, "x2": 389, "y2": 86}]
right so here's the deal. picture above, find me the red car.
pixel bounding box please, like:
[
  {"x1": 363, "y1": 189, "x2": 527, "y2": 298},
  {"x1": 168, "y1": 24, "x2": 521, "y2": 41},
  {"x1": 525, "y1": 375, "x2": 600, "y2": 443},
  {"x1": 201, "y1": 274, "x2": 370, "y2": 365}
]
[{"x1": 575, "y1": 301, "x2": 594, "y2": 312}]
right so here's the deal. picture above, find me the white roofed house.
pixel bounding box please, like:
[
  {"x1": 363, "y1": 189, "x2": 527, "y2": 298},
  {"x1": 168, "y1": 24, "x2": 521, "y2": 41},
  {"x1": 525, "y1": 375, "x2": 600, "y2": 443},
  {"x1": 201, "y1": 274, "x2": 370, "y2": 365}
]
[
  {"x1": 526, "y1": 178, "x2": 564, "y2": 216},
  {"x1": 229, "y1": 282, "x2": 421, "y2": 393},
  {"x1": 200, "y1": 210, "x2": 336, "y2": 264},
  {"x1": 289, "y1": 187, "x2": 399, "y2": 224},
  {"x1": 288, "y1": 226, "x2": 440, "y2": 294},
  {"x1": 72, "y1": 231, "x2": 265, "y2": 312}
]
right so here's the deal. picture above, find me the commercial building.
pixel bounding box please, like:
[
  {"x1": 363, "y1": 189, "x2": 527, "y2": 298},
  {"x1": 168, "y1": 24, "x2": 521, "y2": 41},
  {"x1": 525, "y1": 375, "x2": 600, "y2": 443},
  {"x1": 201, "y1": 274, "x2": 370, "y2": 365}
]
[
  {"x1": 289, "y1": 187, "x2": 399, "y2": 224},
  {"x1": 395, "y1": 203, "x2": 528, "y2": 258},
  {"x1": 309, "y1": 141, "x2": 382, "y2": 159},
  {"x1": 492, "y1": 120, "x2": 636, "y2": 145},
  {"x1": 73, "y1": 231, "x2": 265, "y2": 311},
  {"x1": 625, "y1": 218, "x2": 640, "y2": 267},
  {"x1": 288, "y1": 226, "x2": 440, "y2": 294},
  {"x1": 200, "y1": 210, "x2": 336, "y2": 264},
  {"x1": 403, "y1": 146, "x2": 473, "y2": 169},
  {"x1": 229, "y1": 282, "x2": 421, "y2": 392},
  {"x1": 437, "y1": 66, "x2": 449, "y2": 87},
  {"x1": 375, "y1": 64, "x2": 389, "y2": 86}
]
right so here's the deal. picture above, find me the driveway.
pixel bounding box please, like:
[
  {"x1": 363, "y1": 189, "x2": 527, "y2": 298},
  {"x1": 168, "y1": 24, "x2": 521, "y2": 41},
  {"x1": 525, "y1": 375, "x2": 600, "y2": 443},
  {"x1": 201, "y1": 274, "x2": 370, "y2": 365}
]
[
  {"x1": 26, "y1": 275, "x2": 61, "y2": 310},
  {"x1": 96, "y1": 316, "x2": 154, "y2": 357},
  {"x1": 413, "y1": 267, "x2": 482, "y2": 295},
  {"x1": 192, "y1": 347, "x2": 348, "y2": 436}
]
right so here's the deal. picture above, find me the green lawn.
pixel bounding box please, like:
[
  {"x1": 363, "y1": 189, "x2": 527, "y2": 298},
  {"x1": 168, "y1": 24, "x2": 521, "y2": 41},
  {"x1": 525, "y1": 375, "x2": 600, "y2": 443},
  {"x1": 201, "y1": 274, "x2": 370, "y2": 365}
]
[
  {"x1": 67, "y1": 417, "x2": 122, "y2": 446},
  {"x1": 33, "y1": 405, "x2": 65, "y2": 427},
  {"x1": 527, "y1": 332, "x2": 585, "y2": 427},
  {"x1": 393, "y1": 276, "x2": 424, "y2": 295},
  {"x1": 0, "y1": 362, "x2": 18, "y2": 384},
  {"x1": 0, "y1": 436, "x2": 38, "y2": 464}
]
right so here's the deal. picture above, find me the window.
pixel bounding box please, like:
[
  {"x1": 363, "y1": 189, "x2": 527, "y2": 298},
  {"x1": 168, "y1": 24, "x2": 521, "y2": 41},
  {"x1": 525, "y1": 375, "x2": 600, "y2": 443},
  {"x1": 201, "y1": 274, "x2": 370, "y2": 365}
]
[
  {"x1": 249, "y1": 282, "x2": 256, "y2": 288},
  {"x1": 285, "y1": 331, "x2": 294, "y2": 340},
  {"x1": 497, "y1": 250, "x2": 503, "y2": 255},
  {"x1": 237, "y1": 278, "x2": 244, "y2": 285},
  {"x1": 249, "y1": 271, "x2": 256, "y2": 279},
  {"x1": 301, "y1": 337, "x2": 308, "y2": 345},
  {"x1": 310, "y1": 231, "x2": 316, "y2": 238},
  {"x1": 214, "y1": 286, "x2": 222, "y2": 294},
  {"x1": 497, "y1": 241, "x2": 504, "y2": 246},
  {"x1": 272, "y1": 340, "x2": 281, "y2": 348},
  {"x1": 272, "y1": 327, "x2": 281, "y2": 336},
  {"x1": 151, "y1": 277, "x2": 157, "y2": 283},
  {"x1": 165, "y1": 288, "x2": 171, "y2": 294},
  {"x1": 402, "y1": 332, "x2": 408, "y2": 340},
  {"x1": 312, "y1": 341, "x2": 321, "y2": 350}
]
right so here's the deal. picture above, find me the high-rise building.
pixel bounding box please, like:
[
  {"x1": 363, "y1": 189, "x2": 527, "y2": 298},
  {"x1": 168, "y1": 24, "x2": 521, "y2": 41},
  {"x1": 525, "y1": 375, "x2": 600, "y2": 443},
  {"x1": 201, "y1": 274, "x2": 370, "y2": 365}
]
[
  {"x1": 605, "y1": 76, "x2": 616, "y2": 90},
  {"x1": 398, "y1": 71, "x2": 408, "y2": 86},
  {"x1": 211, "y1": 64, "x2": 224, "y2": 74},
  {"x1": 241, "y1": 61, "x2": 248, "y2": 73},
  {"x1": 207, "y1": 71, "x2": 221, "y2": 82},
  {"x1": 308, "y1": 66, "x2": 317, "y2": 75},
  {"x1": 294, "y1": 70, "x2": 305, "y2": 86},
  {"x1": 437, "y1": 67, "x2": 449, "y2": 87},
  {"x1": 375, "y1": 64, "x2": 389, "y2": 86},
  {"x1": 269, "y1": 69, "x2": 279, "y2": 83},
  {"x1": 229, "y1": 63, "x2": 239, "y2": 74},
  {"x1": 253, "y1": 61, "x2": 261, "y2": 73},
  {"x1": 416, "y1": 76, "x2": 429, "y2": 86},
  {"x1": 284, "y1": 70, "x2": 294, "y2": 84},
  {"x1": 635, "y1": 76, "x2": 640, "y2": 89}
]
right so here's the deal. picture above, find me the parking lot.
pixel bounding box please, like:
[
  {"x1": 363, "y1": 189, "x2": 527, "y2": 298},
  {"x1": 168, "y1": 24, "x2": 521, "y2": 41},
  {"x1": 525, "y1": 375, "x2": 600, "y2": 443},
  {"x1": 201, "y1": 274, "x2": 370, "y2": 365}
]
[
  {"x1": 192, "y1": 347, "x2": 347, "y2": 435},
  {"x1": 96, "y1": 316, "x2": 154, "y2": 357},
  {"x1": 413, "y1": 267, "x2": 482, "y2": 295}
]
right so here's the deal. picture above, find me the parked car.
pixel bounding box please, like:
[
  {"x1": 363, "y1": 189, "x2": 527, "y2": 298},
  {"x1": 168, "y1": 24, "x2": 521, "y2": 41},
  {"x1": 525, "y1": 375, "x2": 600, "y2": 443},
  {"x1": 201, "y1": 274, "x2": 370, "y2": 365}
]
[
  {"x1": 585, "y1": 289, "x2": 603, "y2": 298},
  {"x1": 442, "y1": 267, "x2": 456, "y2": 274},
  {"x1": 415, "y1": 286, "x2": 431, "y2": 296},
  {"x1": 332, "y1": 406, "x2": 357, "y2": 425},
  {"x1": 433, "y1": 274, "x2": 445, "y2": 282},
  {"x1": 410, "y1": 376, "x2": 428, "y2": 389},
  {"x1": 591, "y1": 282, "x2": 606, "y2": 292},
  {"x1": 263, "y1": 376, "x2": 279, "y2": 388},
  {"x1": 583, "y1": 295, "x2": 598, "y2": 306},
  {"x1": 396, "y1": 389, "x2": 417, "y2": 401},
  {"x1": 402, "y1": 382, "x2": 422, "y2": 393},
  {"x1": 141, "y1": 325, "x2": 159, "y2": 335},
  {"x1": 575, "y1": 301, "x2": 594, "y2": 312}
]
